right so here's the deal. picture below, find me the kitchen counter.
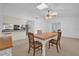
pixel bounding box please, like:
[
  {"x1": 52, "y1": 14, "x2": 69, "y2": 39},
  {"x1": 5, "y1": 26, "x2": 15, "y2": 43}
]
[
  {"x1": 0, "y1": 35, "x2": 13, "y2": 56},
  {"x1": 2, "y1": 30, "x2": 26, "y2": 44},
  {"x1": 0, "y1": 36, "x2": 13, "y2": 50}
]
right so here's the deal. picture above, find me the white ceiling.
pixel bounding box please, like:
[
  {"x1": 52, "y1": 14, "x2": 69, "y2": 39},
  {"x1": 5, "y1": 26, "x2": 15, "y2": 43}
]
[{"x1": 2, "y1": 3, "x2": 79, "y2": 19}]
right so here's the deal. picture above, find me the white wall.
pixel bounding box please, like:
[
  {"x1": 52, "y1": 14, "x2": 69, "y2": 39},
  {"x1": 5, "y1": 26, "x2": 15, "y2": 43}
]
[
  {"x1": 48, "y1": 13, "x2": 79, "y2": 39},
  {"x1": 0, "y1": 4, "x2": 3, "y2": 35},
  {"x1": 2, "y1": 3, "x2": 79, "y2": 40},
  {"x1": 3, "y1": 16, "x2": 26, "y2": 25},
  {"x1": 34, "y1": 18, "x2": 47, "y2": 34}
]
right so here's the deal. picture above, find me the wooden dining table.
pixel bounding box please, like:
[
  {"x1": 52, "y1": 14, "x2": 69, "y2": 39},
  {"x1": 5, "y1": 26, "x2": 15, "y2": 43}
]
[{"x1": 34, "y1": 32, "x2": 57, "y2": 56}]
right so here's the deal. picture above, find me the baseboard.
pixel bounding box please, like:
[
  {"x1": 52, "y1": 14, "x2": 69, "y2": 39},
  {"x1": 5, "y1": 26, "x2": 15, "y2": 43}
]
[{"x1": 62, "y1": 36, "x2": 79, "y2": 40}]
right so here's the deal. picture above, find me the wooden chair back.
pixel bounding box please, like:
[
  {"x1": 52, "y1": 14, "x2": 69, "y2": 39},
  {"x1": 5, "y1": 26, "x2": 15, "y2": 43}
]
[
  {"x1": 28, "y1": 32, "x2": 35, "y2": 46},
  {"x1": 56, "y1": 32, "x2": 62, "y2": 43}
]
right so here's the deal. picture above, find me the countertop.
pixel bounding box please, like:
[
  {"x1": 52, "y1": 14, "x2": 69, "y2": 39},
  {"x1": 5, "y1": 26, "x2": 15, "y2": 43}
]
[{"x1": 0, "y1": 35, "x2": 13, "y2": 51}]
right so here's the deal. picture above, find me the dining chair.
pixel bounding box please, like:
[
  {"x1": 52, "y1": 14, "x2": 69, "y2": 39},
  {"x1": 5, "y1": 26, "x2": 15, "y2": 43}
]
[
  {"x1": 27, "y1": 32, "x2": 42, "y2": 56},
  {"x1": 49, "y1": 32, "x2": 62, "y2": 53}
]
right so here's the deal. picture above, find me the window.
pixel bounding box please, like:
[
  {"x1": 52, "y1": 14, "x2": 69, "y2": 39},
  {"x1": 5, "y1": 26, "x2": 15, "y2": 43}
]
[{"x1": 52, "y1": 22, "x2": 61, "y2": 32}]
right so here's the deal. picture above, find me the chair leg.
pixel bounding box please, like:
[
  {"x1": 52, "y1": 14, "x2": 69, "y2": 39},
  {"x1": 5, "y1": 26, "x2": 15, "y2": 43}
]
[
  {"x1": 33, "y1": 49, "x2": 35, "y2": 56},
  {"x1": 28, "y1": 46, "x2": 31, "y2": 53},
  {"x1": 59, "y1": 41, "x2": 61, "y2": 50},
  {"x1": 49, "y1": 42, "x2": 50, "y2": 48},
  {"x1": 56, "y1": 44, "x2": 59, "y2": 53}
]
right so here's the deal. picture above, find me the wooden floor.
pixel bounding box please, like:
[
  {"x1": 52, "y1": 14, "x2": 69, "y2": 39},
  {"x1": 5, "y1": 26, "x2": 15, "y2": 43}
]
[{"x1": 12, "y1": 37, "x2": 79, "y2": 56}]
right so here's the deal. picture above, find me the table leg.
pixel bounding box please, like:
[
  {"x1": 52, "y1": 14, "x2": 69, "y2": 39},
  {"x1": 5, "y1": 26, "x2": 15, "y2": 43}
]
[{"x1": 42, "y1": 42, "x2": 46, "y2": 56}]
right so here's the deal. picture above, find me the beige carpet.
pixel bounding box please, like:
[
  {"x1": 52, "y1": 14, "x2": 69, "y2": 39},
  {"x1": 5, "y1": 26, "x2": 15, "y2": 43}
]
[{"x1": 12, "y1": 37, "x2": 79, "y2": 56}]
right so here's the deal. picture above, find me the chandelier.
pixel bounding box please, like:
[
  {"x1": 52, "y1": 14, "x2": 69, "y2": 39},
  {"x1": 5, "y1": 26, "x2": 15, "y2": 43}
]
[
  {"x1": 45, "y1": 10, "x2": 58, "y2": 20},
  {"x1": 36, "y1": 3, "x2": 58, "y2": 20}
]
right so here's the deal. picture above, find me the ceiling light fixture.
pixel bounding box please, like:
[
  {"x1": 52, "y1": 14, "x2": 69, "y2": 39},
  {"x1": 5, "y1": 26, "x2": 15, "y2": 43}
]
[
  {"x1": 36, "y1": 3, "x2": 58, "y2": 20},
  {"x1": 36, "y1": 3, "x2": 48, "y2": 10},
  {"x1": 45, "y1": 10, "x2": 58, "y2": 20}
]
